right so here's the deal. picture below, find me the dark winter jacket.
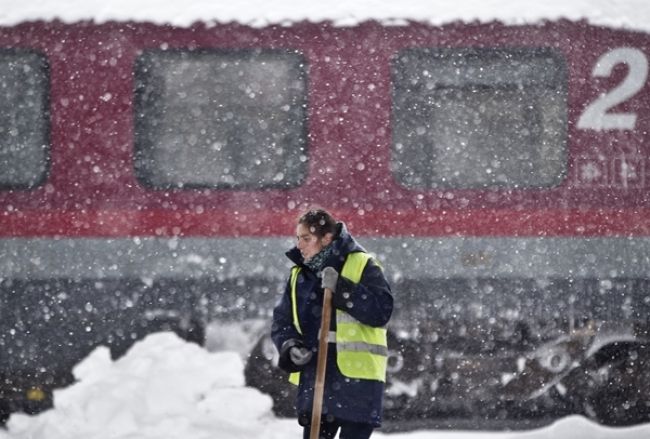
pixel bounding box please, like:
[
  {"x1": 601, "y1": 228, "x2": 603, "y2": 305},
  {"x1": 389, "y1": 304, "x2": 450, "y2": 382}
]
[{"x1": 271, "y1": 222, "x2": 393, "y2": 427}]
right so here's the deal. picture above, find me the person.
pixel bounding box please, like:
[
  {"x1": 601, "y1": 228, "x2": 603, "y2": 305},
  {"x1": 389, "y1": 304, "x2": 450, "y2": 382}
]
[{"x1": 271, "y1": 208, "x2": 394, "y2": 439}]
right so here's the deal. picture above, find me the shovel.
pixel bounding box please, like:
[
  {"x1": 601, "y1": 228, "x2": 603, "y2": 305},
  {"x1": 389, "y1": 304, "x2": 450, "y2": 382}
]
[{"x1": 310, "y1": 287, "x2": 333, "y2": 439}]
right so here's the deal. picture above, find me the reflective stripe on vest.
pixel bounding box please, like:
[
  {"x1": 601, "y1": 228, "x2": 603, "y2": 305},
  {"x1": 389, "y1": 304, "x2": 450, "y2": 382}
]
[
  {"x1": 288, "y1": 266, "x2": 302, "y2": 385},
  {"x1": 288, "y1": 252, "x2": 388, "y2": 385}
]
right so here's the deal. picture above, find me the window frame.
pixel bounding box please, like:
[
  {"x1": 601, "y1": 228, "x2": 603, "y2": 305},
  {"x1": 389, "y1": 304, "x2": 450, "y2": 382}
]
[
  {"x1": 133, "y1": 48, "x2": 309, "y2": 191},
  {"x1": 390, "y1": 47, "x2": 568, "y2": 190},
  {"x1": 0, "y1": 48, "x2": 51, "y2": 190}
]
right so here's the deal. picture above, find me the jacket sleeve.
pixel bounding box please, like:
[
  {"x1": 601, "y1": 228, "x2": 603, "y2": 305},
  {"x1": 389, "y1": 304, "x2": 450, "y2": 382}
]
[
  {"x1": 331, "y1": 258, "x2": 393, "y2": 327},
  {"x1": 271, "y1": 276, "x2": 305, "y2": 373}
]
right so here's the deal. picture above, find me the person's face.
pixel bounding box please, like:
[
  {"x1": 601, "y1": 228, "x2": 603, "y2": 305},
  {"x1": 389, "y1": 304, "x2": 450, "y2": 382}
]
[{"x1": 296, "y1": 223, "x2": 332, "y2": 262}]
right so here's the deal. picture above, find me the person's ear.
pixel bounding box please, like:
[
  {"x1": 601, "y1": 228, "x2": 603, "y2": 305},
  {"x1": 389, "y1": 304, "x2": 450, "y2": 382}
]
[{"x1": 322, "y1": 232, "x2": 334, "y2": 246}]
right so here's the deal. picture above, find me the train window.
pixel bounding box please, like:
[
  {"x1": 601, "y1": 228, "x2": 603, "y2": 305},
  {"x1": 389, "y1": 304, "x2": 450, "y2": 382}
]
[
  {"x1": 0, "y1": 50, "x2": 49, "y2": 189},
  {"x1": 392, "y1": 48, "x2": 567, "y2": 189},
  {"x1": 134, "y1": 49, "x2": 308, "y2": 189}
]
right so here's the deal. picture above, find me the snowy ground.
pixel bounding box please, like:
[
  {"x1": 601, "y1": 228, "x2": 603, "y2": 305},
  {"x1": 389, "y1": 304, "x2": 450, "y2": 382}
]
[{"x1": 0, "y1": 332, "x2": 648, "y2": 439}]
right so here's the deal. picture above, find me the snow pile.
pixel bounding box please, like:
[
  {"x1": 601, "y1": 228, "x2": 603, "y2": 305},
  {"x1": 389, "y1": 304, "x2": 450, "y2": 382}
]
[
  {"x1": 0, "y1": 332, "x2": 649, "y2": 438},
  {"x1": 393, "y1": 417, "x2": 650, "y2": 439},
  {"x1": 0, "y1": 0, "x2": 649, "y2": 32},
  {"x1": 0, "y1": 332, "x2": 294, "y2": 439}
]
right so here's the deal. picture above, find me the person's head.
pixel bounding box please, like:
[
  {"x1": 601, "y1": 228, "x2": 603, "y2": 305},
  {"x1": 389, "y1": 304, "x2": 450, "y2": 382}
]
[{"x1": 295, "y1": 208, "x2": 337, "y2": 262}]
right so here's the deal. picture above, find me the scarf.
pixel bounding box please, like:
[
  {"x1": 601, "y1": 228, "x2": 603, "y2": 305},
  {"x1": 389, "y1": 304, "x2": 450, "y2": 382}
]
[{"x1": 304, "y1": 244, "x2": 334, "y2": 274}]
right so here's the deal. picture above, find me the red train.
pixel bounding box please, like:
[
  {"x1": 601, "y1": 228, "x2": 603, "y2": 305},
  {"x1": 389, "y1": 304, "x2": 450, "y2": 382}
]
[{"x1": 1, "y1": 18, "x2": 650, "y2": 426}]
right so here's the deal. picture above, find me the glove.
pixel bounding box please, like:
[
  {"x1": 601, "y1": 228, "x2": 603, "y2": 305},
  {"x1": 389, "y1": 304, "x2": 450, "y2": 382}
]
[
  {"x1": 321, "y1": 266, "x2": 339, "y2": 292},
  {"x1": 289, "y1": 346, "x2": 313, "y2": 366}
]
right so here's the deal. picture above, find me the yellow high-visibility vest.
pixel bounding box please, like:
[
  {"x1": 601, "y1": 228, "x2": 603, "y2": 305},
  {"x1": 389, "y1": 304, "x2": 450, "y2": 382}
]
[{"x1": 288, "y1": 252, "x2": 388, "y2": 385}]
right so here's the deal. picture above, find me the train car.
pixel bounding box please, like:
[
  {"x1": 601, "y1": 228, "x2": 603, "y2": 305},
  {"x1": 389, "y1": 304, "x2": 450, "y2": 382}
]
[{"x1": 1, "y1": 7, "x2": 650, "y2": 427}]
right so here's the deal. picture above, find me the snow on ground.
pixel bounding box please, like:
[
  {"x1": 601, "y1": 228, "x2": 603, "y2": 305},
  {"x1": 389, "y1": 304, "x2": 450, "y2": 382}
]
[
  {"x1": 0, "y1": 332, "x2": 648, "y2": 439},
  {"x1": 0, "y1": 0, "x2": 649, "y2": 33}
]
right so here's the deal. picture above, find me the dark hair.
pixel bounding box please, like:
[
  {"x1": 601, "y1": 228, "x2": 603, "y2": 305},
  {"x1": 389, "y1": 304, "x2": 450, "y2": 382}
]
[{"x1": 298, "y1": 208, "x2": 337, "y2": 238}]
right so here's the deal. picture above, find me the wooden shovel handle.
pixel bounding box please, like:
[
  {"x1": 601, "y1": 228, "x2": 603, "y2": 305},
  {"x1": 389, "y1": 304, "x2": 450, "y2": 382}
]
[{"x1": 310, "y1": 287, "x2": 333, "y2": 439}]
